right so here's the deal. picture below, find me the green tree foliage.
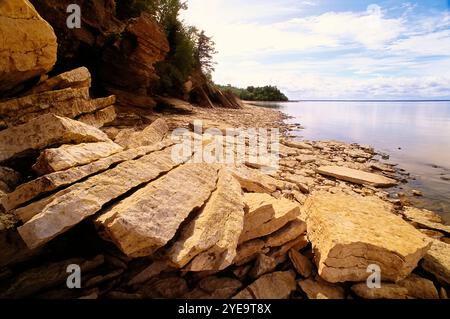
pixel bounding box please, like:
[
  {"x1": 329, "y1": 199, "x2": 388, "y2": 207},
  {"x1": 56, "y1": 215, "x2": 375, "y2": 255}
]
[
  {"x1": 216, "y1": 84, "x2": 289, "y2": 101},
  {"x1": 116, "y1": 1, "x2": 217, "y2": 96}
]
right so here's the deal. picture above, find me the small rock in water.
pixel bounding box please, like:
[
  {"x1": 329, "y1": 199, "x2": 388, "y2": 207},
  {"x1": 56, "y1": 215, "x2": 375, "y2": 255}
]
[
  {"x1": 441, "y1": 176, "x2": 450, "y2": 181},
  {"x1": 412, "y1": 190, "x2": 423, "y2": 197}
]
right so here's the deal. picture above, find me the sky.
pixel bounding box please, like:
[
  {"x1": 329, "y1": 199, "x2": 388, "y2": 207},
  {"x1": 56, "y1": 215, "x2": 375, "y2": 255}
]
[{"x1": 181, "y1": 0, "x2": 450, "y2": 100}]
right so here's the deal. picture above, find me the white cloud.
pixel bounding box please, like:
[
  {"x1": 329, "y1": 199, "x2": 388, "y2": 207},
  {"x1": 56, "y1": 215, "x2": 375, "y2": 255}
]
[{"x1": 182, "y1": 1, "x2": 450, "y2": 99}]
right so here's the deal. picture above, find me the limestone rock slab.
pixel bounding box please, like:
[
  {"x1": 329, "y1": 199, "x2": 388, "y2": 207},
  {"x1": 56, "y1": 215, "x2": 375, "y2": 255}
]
[
  {"x1": 168, "y1": 169, "x2": 245, "y2": 271},
  {"x1": 95, "y1": 163, "x2": 218, "y2": 258},
  {"x1": 422, "y1": 239, "x2": 450, "y2": 285},
  {"x1": 305, "y1": 192, "x2": 432, "y2": 283},
  {"x1": 0, "y1": 114, "x2": 110, "y2": 162},
  {"x1": 32, "y1": 141, "x2": 123, "y2": 175},
  {"x1": 316, "y1": 166, "x2": 397, "y2": 187},
  {"x1": 17, "y1": 146, "x2": 186, "y2": 249}
]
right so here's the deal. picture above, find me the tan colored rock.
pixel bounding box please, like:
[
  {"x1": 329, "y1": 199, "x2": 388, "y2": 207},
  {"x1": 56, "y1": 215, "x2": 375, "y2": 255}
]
[
  {"x1": 282, "y1": 140, "x2": 313, "y2": 150},
  {"x1": 233, "y1": 271, "x2": 296, "y2": 299},
  {"x1": 3, "y1": 141, "x2": 171, "y2": 212},
  {"x1": 422, "y1": 239, "x2": 450, "y2": 285},
  {"x1": 289, "y1": 249, "x2": 313, "y2": 278},
  {"x1": 397, "y1": 274, "x2": 439, "y2": 299},
  {"x1": 298, "y1": 278, "x2": 345, "y2": 299},
  {"x1": 0, "y1": 114, "x2": 110, "y2": 162},
  {"x1": 128, "y1": 260, "x2": 171, "y2": 286},
  {"x1": 197, "y1": 276, "x2": 243, "y2": 299},
  {"x1": 249, "y1": 254, "x2": 277, "y2": 278},
  {"x1": 283, "y1": 173, "x2": 310, "y2": 193},
  {"x1": 231, "y1": 166, "x2": 286, "y2": 193},
  {"x1": 239, "y1": 193, "x2": 301, "y2": 243},
  {"x1": 17, "y1": 146, "x2": 188, "y2": 249},
  {"x1": 77, "y1": 105, "x2": 117, "y2": 128},
  {"x1": 95, "y1": 163, "x2": 218, "y2": 258},
  {"x1": 32, "y1": 142, "x2": 123, "y2": 175},
  {"x1": 169, "y1": 169, "x2": 244, "y2": 271},
  {"x1": 402, "y1": 207, "x2": 450, "y2": 235},
  {"x1": 26, "y1": 67, "x2": 91, "y2": 95},
  {"x1": 234, "y1": 239, "x2": 267, "y2": 266},
  {"x1": 351, "y1": 283, "x2": 409, "y2": 299},
  {"x1": 305, "y1": 192, "x2": 432, "y2": 283},
  {"x1": 0, "y1": 87, "x2": 116, "y2": 127},
  {"x1": 264, "y1": 219, "x2": 307, "y2": 248},
  {"x1": 316, "y1": 166, "x2": 397, "y2": 187},
  {"x1": 116, "y1": 118, "x2": 169, "y2": 149},
  {"x1": 0, "y1": 255, "x2": 103, "y2": 299},
  {"x1": 0, "y1": 0, "x2": 57, "y2": 95},
  {"x1": 269, "y1": 235, "x2": 309, "y2": 263}
]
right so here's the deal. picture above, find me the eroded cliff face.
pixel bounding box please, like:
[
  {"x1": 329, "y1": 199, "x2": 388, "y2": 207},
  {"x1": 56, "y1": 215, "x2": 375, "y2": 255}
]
[{"x1": 30, "y1": 0, "x2": 169, "y2": 110}]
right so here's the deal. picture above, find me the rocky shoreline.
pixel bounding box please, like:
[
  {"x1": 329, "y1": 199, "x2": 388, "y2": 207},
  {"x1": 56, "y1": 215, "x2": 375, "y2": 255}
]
[{"x1": 0, "y1": 0, "x2": 449, "y2": 300}]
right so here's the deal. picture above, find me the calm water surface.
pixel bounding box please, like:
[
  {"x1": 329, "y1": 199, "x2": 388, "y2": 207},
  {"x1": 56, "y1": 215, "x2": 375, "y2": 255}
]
[{"x1": 255, "y1": 101, "x2": 450, "y2": 222}]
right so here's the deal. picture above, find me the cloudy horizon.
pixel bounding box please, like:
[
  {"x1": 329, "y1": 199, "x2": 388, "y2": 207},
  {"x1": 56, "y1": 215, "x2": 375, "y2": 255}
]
[{"x1": 182, "y1": 0, "x2": 450, "y2": 100}]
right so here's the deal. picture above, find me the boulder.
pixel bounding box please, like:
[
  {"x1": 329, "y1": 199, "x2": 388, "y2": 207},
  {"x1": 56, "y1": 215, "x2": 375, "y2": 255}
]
[
  {"x1": 422, "y1": 239, "x2": 450, "y2": 285},
  {"x1": 233, "y1": 271, "x2": 296, "y2": 299},
  {"x1": 298, "y1": 278, "x2": 345, "y2": 299},
  {"x1": 32, "y1": 141, "x2": 124, "y2": 175},
  {"x1": 282, "y1": 140, "x2": 313, "y2": 150},
  {"x1": 0, "y1": 0, "x2": 57, "y2": 95},
  {"x1": 316, "y1": 166, "x2": 398, "y2": 187},
  {"x1": 234, "y1": 239, "x2": 267, "y2": 266},
  {"x1": 95, "y1": 163, "x2": 218, "y2": 258},
  {"x1": 17, "y1": 146, "x2": 189, "y2": 249},
  {"x1": 0, "y1": 114, "x2": 110, "y2": 163},
  {"x1": 402, "y1": 207, "x2": 450, "y2": 235},
  {"x1": 239, "y1": 193, "x2": 301, "y2": 243},
  {"x1": 305, "y1": 192, "x2": 432, "y2": 283},
  {"x1": 168, "y1": 169, "x2": 245, "y2": 271},
  {"x1": 3, "y1": 141, "x2": 171, "y2": 212},
  {"x1": 115, "y1": 118, "x2": 169, "y2": 149}
]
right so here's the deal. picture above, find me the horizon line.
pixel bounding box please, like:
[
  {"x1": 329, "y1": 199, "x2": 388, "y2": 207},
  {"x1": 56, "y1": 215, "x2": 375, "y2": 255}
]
[{"x1": 286, "y1": 99, "x2": 450, "y2": 102}]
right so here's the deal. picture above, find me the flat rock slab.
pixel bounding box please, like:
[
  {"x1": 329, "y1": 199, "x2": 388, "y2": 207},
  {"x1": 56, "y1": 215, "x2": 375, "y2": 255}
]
[
  {"x1": 305, "y1": 191, "x2": 432, "y2": 283},
  {"x1": 231, "y1": 166, "x2": 286, "y2": 194},
  {"x1": 17, "y1": 145, "x2": 186, "y2": 249},
  {"x1": 96, "y1": 163, "x2": 218, "y2": 258},
  {"x1": 3, "y1": 142, "x2": 171, "y2": 212},
  {"x1": 422, "y1": 239, "x2": 450, "y2": 285},
  {"x1": 0, "y1": 114, "x2": 110, "y2": 162},
  {"x1": 168, "y1": 169, "x2": 245, "y2": 271},
  {"x1": 77, "y1": 105, "x2": 116, "y2": 128},
  {"x1": 316, "y1": 166, "x2": 397, "y2": 187},
  {"x1": 239, "y1": 193, "x2": 301, "y2": 243},
  {"x1": 233, "y1": 271, "x2": 296, "y2": 299},
  {"x1": 26, "y1": 67, "x2": 91, "y2": 95},
  {"x1": 402, "y1": 207, "x2": 450, "y2": 235},
  {"x1": 116, "y1": 118, "x2": 169, "y2": 149},
  {"x1": 0, "y1": 87, "x2": 116, "y2": 127},
  {"x1": 32, "y1": 141, "x2": 124, "y2": 175}
]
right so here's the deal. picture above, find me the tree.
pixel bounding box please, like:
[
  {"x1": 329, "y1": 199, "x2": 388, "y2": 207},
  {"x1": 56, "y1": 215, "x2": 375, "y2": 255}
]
[{"x1": 194, "y1": 30, "x2": 217, "y2": 76}]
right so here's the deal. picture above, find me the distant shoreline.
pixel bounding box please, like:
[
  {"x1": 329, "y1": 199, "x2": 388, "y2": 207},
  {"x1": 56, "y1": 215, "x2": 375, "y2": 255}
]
[
  {"x1": 245, "y1": 99, "x2": 450, "y2": 104},
  {"x1": 288, "y1": 99, "x2": 450, "y2": 102}
]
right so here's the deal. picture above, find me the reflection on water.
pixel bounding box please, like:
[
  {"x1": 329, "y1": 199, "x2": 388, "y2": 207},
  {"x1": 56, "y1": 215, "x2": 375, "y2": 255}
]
[{"x1": 255, "y1": 100, "x2": 450, "y2": 222}]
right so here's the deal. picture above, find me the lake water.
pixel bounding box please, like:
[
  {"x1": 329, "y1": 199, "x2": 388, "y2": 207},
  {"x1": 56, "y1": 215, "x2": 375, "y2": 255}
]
[{"x1": 254, "y1": 101, "x2": 450, "y2": 223}]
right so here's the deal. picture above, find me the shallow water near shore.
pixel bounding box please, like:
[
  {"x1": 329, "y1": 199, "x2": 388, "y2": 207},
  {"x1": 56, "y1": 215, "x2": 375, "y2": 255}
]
[{"x1": 253, "y1": 100, "x2": 450, "y2": 223}]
